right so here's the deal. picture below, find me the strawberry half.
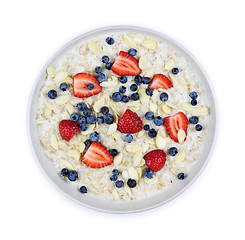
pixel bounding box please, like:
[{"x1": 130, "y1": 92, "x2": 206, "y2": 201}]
[
  {"x1": 73, "y1": 73, "x2": 102, "y2": 98},
  {"x1": 144, "y1": 150, "x2": 166, "y2": 172},
  {"x1": 82, "y1": 142, "x2": 113, "y2": 168},
  {"x1": 148, "y1": 74, "x2": 173, "y2": 90},
  {"x1": 163, "y1": 112, "x2": 188, "y2": 143},
  {"x1": 117, "y1": 109, "x2": 143, "y2": 134},
  {"x1": 111, "y1": 51, "x2": 142, "y2": 76},
  {"x1": 59, "y1": 120, "x2": 79, "y2": 141}
]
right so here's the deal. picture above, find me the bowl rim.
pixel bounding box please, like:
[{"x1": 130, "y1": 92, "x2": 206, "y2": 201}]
[{"x1": 27, "y1": 25, "x2": 218, "y2": 214}]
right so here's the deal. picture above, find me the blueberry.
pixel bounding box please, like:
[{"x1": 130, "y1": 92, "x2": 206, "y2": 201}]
[
  {"x1": 70, "y1": 113, "x2": 79, "y2": 122},
  {"x1": 60, "y1": 82, "x2": 68, "y2": 91},
  {"x1": 77, "y1": 102, "x2": 86, "y2": 111},
  {"x1": 85, "y1": 139, "x2": 91, "y2": 147},
  {"x1": 131, "y1": 93, "x2": 139, "y2": 101},
  {"x1": 119, "y1": 86, "x2": 126, "y2": 94},
  {"x1": 119, "y1": 76, "x2": 127, "y2": 84},
  {"x1": 97, "y1": 73, "x2": 106, "y2": 83},
  {"x1": 128, "y1": 48, "x2": 137, "y2": 56},
  {"x1": 48, "y1": 90, "x2": 57, "y2": 99},
  {"x1": 112, "y1": 92, "x2": 122, "y2": 102},
  {"x1": 191, "y1": 99, "x2": 197, "y2": 106},
  {"x1": 95, "y1": 66, "x2": 102, "y2": 74},
  {"x1": 142, "y1": 77, "x2": 151, "y2": 84},
  {"x1": 104, "y1": 114, "x2": 114, "y2": 124},
  {"x1": 83, "y1": 108, "x2": 92, "y2": 117},
  {"x1": 143, "y1": 124, "x2": 150, "y2": 131},
  {"x1": 110, "y1": 175, "x2": 118, "y2": 181},
  {"x1": 134, "y1": 75, "x2": 143, "y2": 85},
  {"x1": 97, "y1": 116, "x2": 104, "y2": 124},
  {"x1": 130, "y1": 84, "x2": 138, "y2": 92},
  {"x1": 125, "y1": 134, "x2": 133, "y2": 143},
  {"x1": 68, "y1": 170, "x2": 78, "y2": 181},
  {"x1": 122, "y1": 95, "x2": 130, "y2": 103},
  {"x1": 79, "y1": 186, "x2": 87, "y2": 194},
  {"x1": 145, "y1": 88, "x2": 153, "y2": 96},
  {"x1": 177, "y1": 172, "x2": 186, "y2": 180},
  {"x1": 109, "y1": 149, "x2": 118, "y2": 157},
  {"x1": 145, "y1": 112, "x2": 154, "y2": 120},
  {"x1": 115, "y1": 180, "x2": 124, "y2": 188},
  {"x1": 144, "y1": 168, "x2": 154, "y2": 179},
  {"x1": 87, "y1": 115, "x2": 96, "y2": 124},
  {"x1": 112, "y1": 169, "x2": 119, "y2": 175},
  {"x1": 78, "y1": 116, "x2": 87, "y2": 124},
  {"x1": 189, "y1": 116, "x2": 199, "y2": 124},
  {"x1": 148, "y1": 129, "x2": 157, "y2": 138},
  {"x1": 160, "y1": 92, "x2": 169, "y2": 102},
  {"x1": 172, "y1": 68, "x2": 179, "y2": 75},
  {"x1": 90, "y1": 132, "x2": 99, "y2": 142},
  {"x1": 169, "y1": 147, "x2": 178, "y2": 156},
  {"x1": 153, "y1": 116, "x2": 163, "y2": 126},
  {"x1": 106, "y1": 37, "x2": 115, "y2": 45},
  {"x1": 101, "y1": 106, "x2": 109, "y2": 115},
  {"x1": 189, "y1": 91, "x2": 198, "y2": 99},
  {"x1": 79, "y1": 123, "x2": 88, "y2": 132},
  {"x1": 61, "y1": 168, "x2": 69, "y2": 176},
  {"x1": 127, "y1": 179, "x2": 137, "y2": 188},
  {"x1": 102, "y1": 55, "x2": 110, "y2": 63},
  {"x1": 195, "y1": 124, "x2": 203, "y2": 131},
  {"x1": 105, "y1": 62, "x2": 112, "y2": 70},
  {"x1": 87, "y1": 83, "x2": 94, "y2": 90}
]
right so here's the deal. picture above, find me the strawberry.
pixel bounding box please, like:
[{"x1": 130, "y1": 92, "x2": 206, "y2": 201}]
[
  {"x1": 117, "y1": 109, "x2": 143, "y2": 134},
  {"x1": 82, "y1": 142, "x2": 113, "y2": 168},
  {"x1": 73, "y1": 73, "x2": 102, "y2": 98},
  {"x1": 148, "y1": 74, "x2": 173, "y2": 90},
  {"x1": 111, "y1": 51, "x2": 142, "y2": 76},
  {"x1": 163, "y1": 112, "x2": 188, "y2": 143},
  {"x1": 144, "y1": 150, "x2": 166, "y2": 172},
  {"x1": 59, "y1": 120, "x2": 79, "y2": 141}
]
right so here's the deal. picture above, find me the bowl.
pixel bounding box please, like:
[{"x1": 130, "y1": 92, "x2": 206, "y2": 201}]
[{"x1": 28, "y1": 26, "x2": 217, "y2": 213}]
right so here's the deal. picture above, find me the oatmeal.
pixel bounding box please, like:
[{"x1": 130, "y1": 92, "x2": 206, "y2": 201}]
[{"x1": 36, "y1": 31, "x2": 209, "y2": 200}]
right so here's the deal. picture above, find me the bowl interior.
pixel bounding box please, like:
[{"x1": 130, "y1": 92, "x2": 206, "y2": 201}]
[{"x1": 28, "y1": 26, "x2": 217, "y2": 213}]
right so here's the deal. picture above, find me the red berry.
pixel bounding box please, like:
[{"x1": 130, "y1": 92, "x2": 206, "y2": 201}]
[
  {"x1": 59, "y1": 120, "x2": 79, "y2": 141},
  {"x1": 144, "y1": 150, "x2": 166, "y2": 172},
  {"x1": 148, "y1": 74, "x2": 173, "y2": 90}
]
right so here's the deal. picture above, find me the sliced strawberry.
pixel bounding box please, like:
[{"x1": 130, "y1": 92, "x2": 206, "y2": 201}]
[
  {"x1": 82, "y1": 142, "x2": 113, "y2": 168},
  {"x1": 73, "y1": 73, "x2": 102, "y2": 98},
  {"x1": 111, "y1": 51, "x2": 142, "y2": 76},
  {"x1": 59, "y1": 120, "x2": 79, "y2": 141},
  {"x1": 148, "y1": 74, "x2": 173, "y2": 90},
  {"x1": 144, "y1": 150, "x2": 166, "y2": 172},
  {"x1": 117, "y1": 109, "x2": 143, "y2": 134},
  {"x1": 163, "y1": 112, "x2": 188, "y2": 143}
]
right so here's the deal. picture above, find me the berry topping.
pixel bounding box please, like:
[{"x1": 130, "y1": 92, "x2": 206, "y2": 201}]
[
  {"x1": 189, "y1": 116, "x2": 199, "y2": 124},
  {"x1": 125, "y1": 134, "x2": 133, "y2": 143},
  {"x1": 172, "y1": 68, "x2": 179, "y2": 75},
  {"x1": 61, "y1": 168, "x2": 69, "y2": 176},
  {"x1": 153, "y1": 116, "x2": 163, "y2": 126},
  {"x1": 134, "y1": 75, "x2": 143, "y2": 85},
  {"x1": 145, "y1": 88, "x2": 153, "y2": 96},
  {"x1": 163, "y1": 112, "x2": 188, "y2": 143},
  {"x1": 79, "y1": 186, "x2": 87, "y2": 194},
  {"x1": 144, "y1": 168, "x2": 154, "y2": 179},
  {"x1": 130, "y1": 84, "x2": 138, "y2": 91},
  {"x1": 115, "y1": 180, "x2": 124, "y2": 188},
  {"x1": 111, "y1": 51, "x2": 142, "y2": 76},
  {"x1": 83, "y1": 108, "x2": 92, "y2": 116},
  {"x1": 73, "y1": 73, "x2": 102, "y2": 98},
  {"x1": 104, "y1": 114, "x2": 115, "y2": 124},
  {"x1": 68, "y1": 170, "x2": 78, "y2": 181},
  {"x1": 97, "y1": 72, "x2": 106, "y2": 83},
  {"x1": 87, "y1": 83, "x2": 94, "y2": 90},
  {"x1": 90, "y1": 132, "x2": 100, "y2": 142},
  {"x1": 112, "y1": 92, "x2": 122, "y2": 102},
  {"x1": 97, "y1": 116, "x2": 104, "y2": 124},
  {"x1": 189, "y1": 91, "x2": 198, "y2": 99},
  {"x1": 77, "y1": 102, "x2": 86, "y2": 111},
  {"x1": 169, "y1": 147, "x2": 178, "y2": 156},
  {"x1": 148, "y1": 128, "x2": 157, "y2": 138},
  {"x1": 48, "y1": 90, "x2": 57, "y2": 99},
  {"x1": 60, "y1": 83, "x2": 68, "y2": 91},
  {"x1": 106, "y1": 37, "x2": 115, "y2": 45},
  {"x1": 105, "y1": 62, "x2": 112, "y2": 70},
  {"x1": 101, "y1": 106, "x2": 109, "y2": 115},
  {"x1": 79, "y1": 123, "x2": 88, "y2": 132},
  {"x1": 177, "y1": 172, "x2": 187, "y2": 180},
  {"x1": 144, "y1": 150, "x2": 166, "y2": 172},
  {"x1": 119, "y1": 76, "x2": 128, "y2": 84},
  {"x1": 127, "y1": 179, "x2": 137, "y2": 188},
  {"x1": 195, "y1": 124, "x2": 203, "y2": 131},
  {"x1": 131, "y1": 92, "x2": 139, "y2": 101},
  {"x1": 70, "y1": 113, "x2": 79, "y2": 122},
  {"x1": 143, "y1": 124, "x2": 150, "y2": 131},
  {"x1": 87, "y1": 115, "x2": 96, "y2": 124},
  {"x1": 109, "y1": 149, "x2": 118, "y2": 157},
  {"x1": 160, "y1": 92, "x2": 169, "y2": 102},
  {"x1": 122, "y1": 95, "x2": 130, "y2": 103},
  {"x1": 84, "y1": 139, "x2": 91, "y2": 147},
  {"x1": 145, "y1": 112, "x2": 154, "y2": 120},
  {"x1": 59, "y1": 120, "x2": 79, "y2": 141},
  {"x1": 191, "y1": 99, "x2": 197, "y2": 106},
  {"x1": 95, "y1": 66, "x2": 102, "y2": 74},
  {"x1": 148, "y1": 74, "x2": 173, "y2": 90},
  {"x1": 110, "y1": 175, "x2": 118, "y2": 181},
  {"x1": 142, "y1": 77, "x2": 151, "y2": 84},
  {"x1": 112, "y1": 169, "x2": 120, "y2": 175},
  {"x1": 128, "y1": 48, "x2": 137, "y2": 56},
  {"x1": 82, "y1": 142, "x2": 113, "y2": 168},
  {"x1": 119, "y1": 86, "x2": 127, "y2": 93},
  {"x1": 102, "y1": 55, "x2": 110, "y2": 63},
  {"x1": 78, "y1": 116, "x2": 87, "y2": 124},
  {"x1": 117, "y1": 109, "x2": 143, "y2": 134}
]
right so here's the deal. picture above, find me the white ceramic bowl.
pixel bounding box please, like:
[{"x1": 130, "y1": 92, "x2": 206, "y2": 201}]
[{"x1": 28, "y1": 26, "x2": 217, "y2": 213}]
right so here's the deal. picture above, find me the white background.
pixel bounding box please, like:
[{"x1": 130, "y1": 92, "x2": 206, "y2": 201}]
[{"x1": 1, "y1": 0, "x2": 244, "y2": 239}]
